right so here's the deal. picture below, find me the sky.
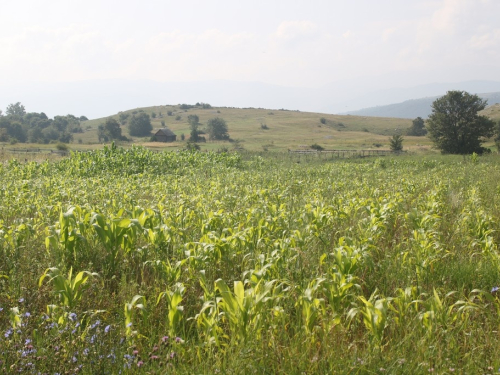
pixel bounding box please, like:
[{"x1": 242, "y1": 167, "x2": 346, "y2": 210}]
[{"x1": 1, "y1": 0, "x2": 500, "y2": 117}]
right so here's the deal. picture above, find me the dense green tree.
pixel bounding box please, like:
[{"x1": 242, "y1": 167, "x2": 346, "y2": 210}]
[
  {"x1": 28, "y1": 127, "x2": 44, "y2": 143},
  {"x1": 119, "y1": 113, "x2": 129, "y2": 125},
  {"x1": 188, "y1": 115, "x2": 200, "y2": 142},
  {"x1": 427, "y1": 91, "x2": 495, "y2": 154},
  {"x1": 206, "y1": 117, "x2": 229, "y2": 140},
  {"x1": 407, "y1": 117, "x2": 427, "y2": 136},
  {"x1": 389, "y1": 134, "x2": 404, "y2": 151},
  {"x1": 98, "y1": 118, "x2": 124, "y2": 142},
  {"x1": 6, "y1": 102, "x2": 26, "y2": 117},
  {"x1": 128, "y1": 113, "x2": 152, "y2": 137}
]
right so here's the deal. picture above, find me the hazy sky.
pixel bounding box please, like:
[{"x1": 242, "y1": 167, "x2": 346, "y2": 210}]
[{"x1": 1, "y1": 0, "x2": 499, "y2": 90}]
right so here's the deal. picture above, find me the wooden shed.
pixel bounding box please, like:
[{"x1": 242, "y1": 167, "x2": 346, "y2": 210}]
[{"x1": 154, "y1": 128, "x2": 177, "y2": 142}]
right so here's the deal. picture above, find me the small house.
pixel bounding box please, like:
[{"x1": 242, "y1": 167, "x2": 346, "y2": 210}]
[{"x1": 154, "y1": 128, "x2": 177, "y2": 142}]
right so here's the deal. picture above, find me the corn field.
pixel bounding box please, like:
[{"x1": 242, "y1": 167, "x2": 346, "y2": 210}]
[{"x1": 2, "y1": 146, "x2": 500, "y2": 373}]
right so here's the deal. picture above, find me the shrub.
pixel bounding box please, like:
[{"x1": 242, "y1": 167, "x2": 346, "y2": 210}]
[
  {"x1": 310, "y1": 143, "x2": 324, "y2": 151},
  {"x1": 389, "y1": 134, "x2": 404, "y2": 152},
  {"x1": 185, "y1": 141, "x2": 200, "y2": 151},
  {"x1": 56, "y1": 143, "x2": 68, "y2": 151}
]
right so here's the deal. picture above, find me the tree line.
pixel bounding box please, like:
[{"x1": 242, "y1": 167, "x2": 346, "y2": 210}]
[{"x1": 0, "y1": 102, "x2": 87, "y2": 144}]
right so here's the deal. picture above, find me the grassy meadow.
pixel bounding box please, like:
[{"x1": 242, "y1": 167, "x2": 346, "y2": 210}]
[
  {"x1": 72, "y1": 105, "x2": 436, "y2": 153},
  {"x1": 2, "y1": 146, "x2": 500, "y2": 373},
  {"x1": 3, "y1": 102, "x2": 499, "y2": 156}
]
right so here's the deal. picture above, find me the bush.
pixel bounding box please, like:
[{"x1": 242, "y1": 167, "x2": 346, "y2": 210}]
[
  {"x1": 320, "y1": 117, "x2": 326, "y2": 124},
  {"x1": 175, "y1": 115, "x2": 181, "y2": 121},
  {"x1": 56, "y1": 142, "x2": 69, "y2": 151},
  {"x1": 310, "y1": 143, "x2": 324, "y2": 151},
  {"x1": 185, "y1": 141, "x2": 200, "y2": 151},
  {"x1": 389, "y1": 134, "x2": 404, "y2": 152}
]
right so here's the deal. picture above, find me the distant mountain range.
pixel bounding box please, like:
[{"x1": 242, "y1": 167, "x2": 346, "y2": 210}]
[
  {"x1": 343, "y1": 92, "x2": 500, "y2": 119},
  {"x1": 2, "y1": 78, "x2": 500, "y2": 119}
]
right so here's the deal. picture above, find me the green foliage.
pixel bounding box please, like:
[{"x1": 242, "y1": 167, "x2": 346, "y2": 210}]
[
  {"x1": 185, "y1": 141, "x2": 200, "y2": 151},
  {"x1": 4, "y1": 151, "x2": 500, "y2": 372},
  {"x1": 39, "y1": 267, "x2": 98, "y2": 309},
  {"x1": 188, "y1": 115, "x2": 200, "y2": 142},
  {"x1": 389, "y1": 134, "x2": 404, "y2": 151},
  {"x1": 128, "y1": 112, "x2": 152, "y2": 137},
  {"x1": 6, "y1": 102, "x2": 26, "y2": 117},
  {"x1": 56, "y1": 143, "x2": 69, "y2": 151},
  {"x1": 427, "y1": 90, "x2": 495, "y2": 154},
  {"x1": 310, "y1": 143, "x2": 324, "y2": 151},
  {"x1": 206, "y1": 117, "x2": 229, "y2": 140},
  {"x1": 320, "y1": 117, "x2": 326, "y2": 124},
  {"x1": 119, "y1": 112, "x2": 129, "y2": 125},
  {"x1": 407, "y1": 117, "x2": 427, "y2": 136},
  {"x1": 98, "y1": 117, "x2": 125, "y2": 142}
]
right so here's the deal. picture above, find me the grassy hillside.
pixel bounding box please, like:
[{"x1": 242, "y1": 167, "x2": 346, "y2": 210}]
[
  {"x1": 483, "y1": 103, "x2": 500, "y2": 122},
  {"x1": 77, "y1": 104, "x2": 436, "y2": 153}
]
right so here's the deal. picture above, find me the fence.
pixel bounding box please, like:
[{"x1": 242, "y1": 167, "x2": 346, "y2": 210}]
[{"x1": 288, "y1": 149, "x2": 400, "y2": 159}]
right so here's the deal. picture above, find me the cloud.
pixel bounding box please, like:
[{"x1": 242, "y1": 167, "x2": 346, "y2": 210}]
[
  {"x1": 275, "y1": 21, "x2": 317, "y2": 40},
  {"x1": 468, "y1": 29, "x2": 500, "y2": 50}
]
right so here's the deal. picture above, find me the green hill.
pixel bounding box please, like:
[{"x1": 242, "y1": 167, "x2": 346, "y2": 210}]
[{"x1": 78, "y1": 104, "x2": 434, "y2": 153}]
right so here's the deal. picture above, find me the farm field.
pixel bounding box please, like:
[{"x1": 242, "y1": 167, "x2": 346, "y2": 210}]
[{"x1": 2, "y1": 147, "x2": 500, "y2": 373}]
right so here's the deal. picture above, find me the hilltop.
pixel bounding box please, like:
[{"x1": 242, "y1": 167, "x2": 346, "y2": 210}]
[
  {"x1": 343, "y1": 92, "x2": 500, "y2": 119},
  {"x1": 78, "y1": 104, "x2": 435, "y2": 153}
]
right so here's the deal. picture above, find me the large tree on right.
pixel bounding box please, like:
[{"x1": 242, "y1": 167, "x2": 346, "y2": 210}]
[{"x1": 427, "y1": 90, "x2": 495, "y2": 154}]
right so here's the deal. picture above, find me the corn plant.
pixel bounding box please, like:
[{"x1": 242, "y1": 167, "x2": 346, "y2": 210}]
[
  {"x1": 348, "y1": 291, "x2": 391, "y2": 349},
  {"x1": 193, "y1": 271, "x2": 223, "y2": 346},
  {"x1": 91, "y1": 211, "x2": 142, "y2": 274},
  {"x1": 215, "y1": 278, "x2": 277, "y2": 343},
  {"x1": 45, "y1": 206, "x2": 89, "y2": 265},
  {"x1": 124, "y1": 295, "x2": 146, "y2": 338},
  {"x1": 39, "y1": 267, "x2": 98, "y2": 309},
  {"x1": 157, "y1": 282, "x2": 185, "y2": 337},
  {"x1": 296, "y1": 278, "x2": 325, "y2": 336}
]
